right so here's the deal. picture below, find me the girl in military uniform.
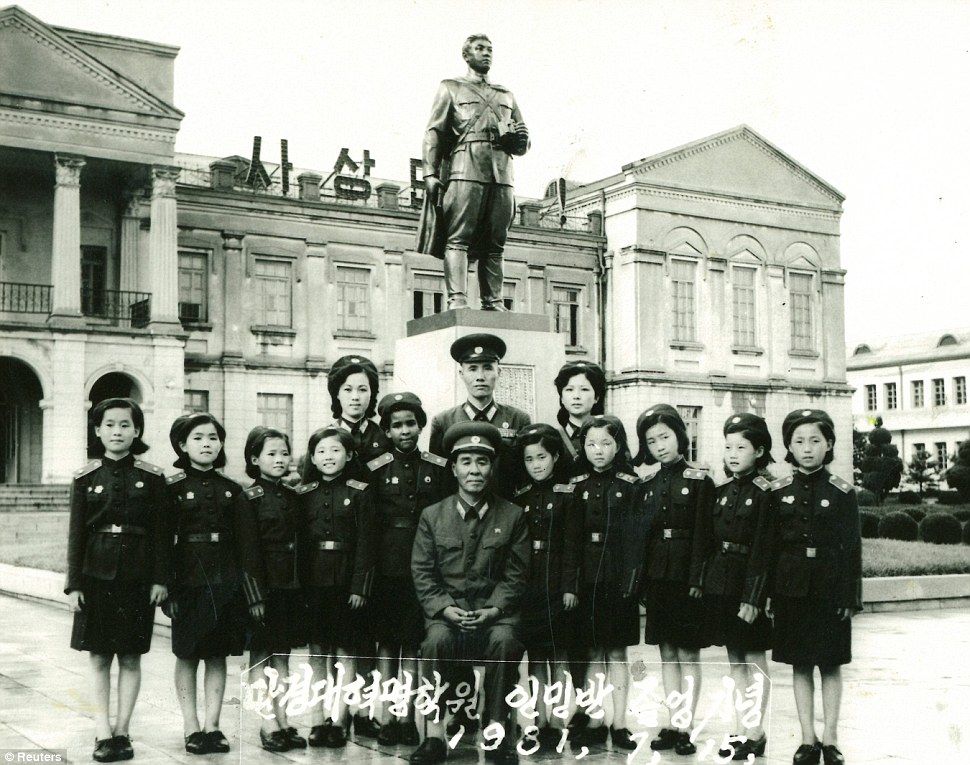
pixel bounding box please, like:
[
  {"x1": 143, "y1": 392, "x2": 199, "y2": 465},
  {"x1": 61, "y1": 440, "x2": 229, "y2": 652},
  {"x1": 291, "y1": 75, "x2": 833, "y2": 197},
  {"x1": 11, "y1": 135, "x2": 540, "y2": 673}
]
[
  {"x1": 636, "y1": 404, "x2": 715, "y2": 756},
  {"x1": 65, "y1": 397, "x2": 169, "y2": 763},
  {"x1": 297, "y1": 426, "x2": 378, "y2": 748},
  {"x1": 570, "y1": 415, "x2": 648, "y2": 751},
  {"x1": 553, "y1": 361, "x2": 606, "y2": 462},
  {"x1": 166, "y1": 414, "x2": 246, "y2": 755},
  {"x1": 769, "y1": 410, "x2": 861, "y2": 765},
  {"x1": 692, "y1": 413, "x2": 774, "y2": 760},
  {"x1": 327, "y1": 355, "x2": 391, "y2": 471},
  {"x1": 234, "y1": 426, "x2": 307, "y2": 753},
  {"x1": 511, "y1": 424, "x2": 583, "y2": 751}
]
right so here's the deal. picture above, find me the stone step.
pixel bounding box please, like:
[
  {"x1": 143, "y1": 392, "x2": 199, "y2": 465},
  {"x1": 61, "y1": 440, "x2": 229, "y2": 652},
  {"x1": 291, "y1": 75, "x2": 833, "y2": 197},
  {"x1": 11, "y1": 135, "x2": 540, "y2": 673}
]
[{"x1": 0, "y1": 485, "x2": 71, "y2": 512}]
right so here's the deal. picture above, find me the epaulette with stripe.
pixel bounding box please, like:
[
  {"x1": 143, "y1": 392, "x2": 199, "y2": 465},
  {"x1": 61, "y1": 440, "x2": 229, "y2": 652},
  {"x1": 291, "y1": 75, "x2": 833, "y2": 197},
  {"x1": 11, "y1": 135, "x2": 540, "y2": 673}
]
[
  {"x1": 367, "y1": 453, "x2": 394, "y2": 471},
  {"x1": 134, "y1": 459, "x2": 163, "y2": 476},
  {"x1": 74, "y1": 459, "x2": 101, "y2": 479},
  {"x1": 570, "y1": 473, "x2": 590, "y2": 483},
  {"x1": 829, "y1": 474, "x2": 853, "y2": 494},
  {"x1": 641, "y1": 470, "x2": 658, "y2": 482},
  {"x1": 243, "y1": 485, "x2": 264, "y2": 500},
  {"x1": 514, "y1": 484, "x2": 532, "y2": 497},
  {"x1": 770, "y1": 475, "x2": 794, "y2": 491},
  {"x1": 753, "y1": 476, "x2": 772, "y2": 491},
  {"x1": 617, "y1": 472, "x2": 638, "y2": 484},
  {"x1": 166, "y1": 471, "x2": 187, "y2": 485},
  {"x1": 683, "y1": 468, "x2": 706, "y2": 480},
  {"x1": 553, "y1": 483, "x2": 575, "y2": 493},
  {"x1": 715, "y1": 475, "x2": 734, "y2": 489},
  {"x1": 421, "y1": 452, "x2": 448, "y2": 468},
  {"x1": 347, "y1": 479, "x2": 368, "y2": 491},
  {"x1": 296, "y1": 481, "x2": 319, "y2": 494}
]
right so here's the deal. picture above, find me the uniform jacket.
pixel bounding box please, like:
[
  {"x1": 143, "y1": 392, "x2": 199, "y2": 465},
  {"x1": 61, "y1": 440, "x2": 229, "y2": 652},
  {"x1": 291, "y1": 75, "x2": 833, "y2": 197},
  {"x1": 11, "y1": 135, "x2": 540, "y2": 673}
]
[
  {"x1": 166, "y1": 467, "x2": 244, "y2": 589},
  {"x1": 641, "y1": 459, "x2": 716, "y2": 585},
  {"x1": 367, "y1": 449, "x2": 453, "y2": 577},
  {"x1": 423, "y1": 75, "x2": 527, "y2": 186},
  {"x1": 512, "y1": 478, "x2": 583, "y2": 595},
  {"x1": 411, "y1": 493, "x2": 530, "y2": 626},
  {"x1": 329, "y1": 418, "x2": 391, "y2": 470},
  {"x1": 64, "y1": 454, "x2": 169, "y2": 593},
  {"x1": 295, "y1": 475, "x2": 378, "y2": 596},
  {"x1": 234, "y1": 477, "x2": 301, "y2": 605},
  {"x1": 769, "y1": 469, "x2": 863, "y2": 611},
  {"x1": 571, "y1": 467, "x2": 650, "y2": 593},
  {"x1": 690, "y1": 471, "x2": 772, "y2": 606}
]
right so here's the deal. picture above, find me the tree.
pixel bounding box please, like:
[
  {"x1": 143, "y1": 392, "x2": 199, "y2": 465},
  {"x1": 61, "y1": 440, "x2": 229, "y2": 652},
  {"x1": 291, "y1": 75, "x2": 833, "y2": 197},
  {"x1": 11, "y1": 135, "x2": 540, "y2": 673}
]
[
  {"x1": 906, "y1": 448, "x2": 938, "y2": 498},
  {"x1": 860, "y1": 417, "x2": 903, "y2": 504},
  {"x1": 944, "y1": 438, "x2": 970, "y2": 501},
  {"x1": 852, "y1": 427, "x2": 867, "y2": 486}
]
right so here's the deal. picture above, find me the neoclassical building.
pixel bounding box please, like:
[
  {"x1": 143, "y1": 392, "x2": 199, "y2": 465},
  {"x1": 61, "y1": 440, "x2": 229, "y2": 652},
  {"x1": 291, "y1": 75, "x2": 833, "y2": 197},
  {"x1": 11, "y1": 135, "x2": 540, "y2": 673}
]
[{"x1": 0, "y1": 6, "x2": 851, "y2": 484}]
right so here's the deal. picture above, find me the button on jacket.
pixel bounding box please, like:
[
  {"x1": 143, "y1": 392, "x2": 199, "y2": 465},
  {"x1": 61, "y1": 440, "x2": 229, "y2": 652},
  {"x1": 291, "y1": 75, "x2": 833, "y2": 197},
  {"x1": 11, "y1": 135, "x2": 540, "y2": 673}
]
[
  {"x1": 770, "y1": 469, "x2": 862, "y2": 610},
  {"x1": 642, "y1": 460, "x2": 716, "y2": 584},
  {"x1": 367, "y1": 449, "x2": 453, "y2": 577},
  {"x1": 512, "y1": 478, "x2": 583, "y2": 596},
  {"x1": 296, "y1": 476, "x2": 378, "y2": 597},
  {"x1": 166, "y1": 467, "x2": 243, "y2": 589},
  {"x1": 64, "y1": 455, "x2": 169, "y2": 593},
  {"x1": 690, "y1": 472, "x2": 773, "y2": 606},
  {"x1": 234, "y1": 477, "x2": 301, "y2": 605}
]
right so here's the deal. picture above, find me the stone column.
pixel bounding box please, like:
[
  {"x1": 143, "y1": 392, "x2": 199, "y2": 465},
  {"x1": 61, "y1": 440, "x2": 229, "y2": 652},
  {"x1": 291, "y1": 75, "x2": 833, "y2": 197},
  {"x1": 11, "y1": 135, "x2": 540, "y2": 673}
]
[
  {"x1": 148, "y1": 165, "x2": 181, "y2": 328},
  {"x1": 221, "y1": 232, "x2": 245, "y2": 361},
  {"x1": 49, "y1": 153, "x2": 86, "y2": 325},
  {"x1": 119, "y1": 195, "x2": 141, "y2": 293}
]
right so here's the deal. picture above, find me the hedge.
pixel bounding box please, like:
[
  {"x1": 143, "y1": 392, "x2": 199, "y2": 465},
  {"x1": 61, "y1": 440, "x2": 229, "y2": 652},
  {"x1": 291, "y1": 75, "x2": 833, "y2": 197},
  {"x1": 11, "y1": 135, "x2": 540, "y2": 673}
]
[
  {"x1": 919, "y1": 513, "x2": 963, "y2": 544},
  {"x1": 878, "y1": 511, "x2": 919, "y2": 541},
  {"x1": 859, "y1": 511, "x2": 881, "y2": 539}
]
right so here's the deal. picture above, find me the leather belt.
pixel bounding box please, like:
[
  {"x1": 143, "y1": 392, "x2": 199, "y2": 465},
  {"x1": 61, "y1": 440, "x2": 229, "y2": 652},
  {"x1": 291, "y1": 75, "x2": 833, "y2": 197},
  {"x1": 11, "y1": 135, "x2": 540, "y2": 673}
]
[
  {"x1": 786, "y1": 544, "x2": 823, "y2": 558},
  {"x1": 721, "y1": 541, "x2": 751, "y2": 555},
  {"x1": 265, "y1": 541, "x2": 296, "y2": 552},
  {"x1": 93, "y1": 524, "x2": 145, "y2": 536},
  {"x1": 176, "y1": 532, "x2": 223, "y2": 544},
  {"x1": 316, "y1": 540, "x2": 346, "y2": 551},
  {"x1": 662, "y1": 528, "x2": 691, "y2": 540},
  {"x1": 386, "y1": 518, "x2": 417, "y2": 529}
]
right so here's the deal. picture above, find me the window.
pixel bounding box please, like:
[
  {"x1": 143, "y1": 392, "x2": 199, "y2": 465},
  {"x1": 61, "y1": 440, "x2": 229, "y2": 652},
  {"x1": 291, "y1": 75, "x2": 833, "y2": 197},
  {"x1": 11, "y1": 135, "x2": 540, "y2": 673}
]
[
  {"x1": 81, "y1": 246, "x2": 107, "y2": 316},
  {"x1": 336, "y1": 265, "x2": 370, "y2": 331},
  {"x1": 789, "y1": 272, "x2": 814, "y2": 351},
  {"x1": 178, "y1": 252, "x2": 208, "y2": 323},
  {"x1": 956, "y1": 376, "x2": 967, "y2": 405},
  {"x1": 864, "y1": 384, "x2": 877, "y2": 411},
  {"x1": 912, "y1": 380, "x2": 924, "y2": 408},
  {"x1": 671, "y1": 260, "x2": 696, "y2": 342},
  {"x1": 413, "y1": 273, "x2": 444, "y2": 319},
  {"x1": 254, "y1": 258, "x2": 292, "y2": 327},
  {"x1": 935, "y1": 442, "x2": 948, "y2": 471},
  {"x1": 884, "y1": 383, "x2": 897, "y2": 410},
  {"x1": 731, "y1": 266, "x2": 757, "y2": 346},
  {"x1": 677, "y1": 405, "x2": 700, "y2": 462},
  {"x1": 502, "y1": 281, "x2": 517, "y2": 311},
  {"x1": 184, "y1": 389, "x2": 209, "y2": 414},
  {"x1": 933, "y1": 378, "x2": 946, "y2": 407},
  {"x1": 552, "y1": 285, "x2": 581, "y2": 346},
  {"x1": 257, "y1": 393, "x2": 293, "y2": 437}
]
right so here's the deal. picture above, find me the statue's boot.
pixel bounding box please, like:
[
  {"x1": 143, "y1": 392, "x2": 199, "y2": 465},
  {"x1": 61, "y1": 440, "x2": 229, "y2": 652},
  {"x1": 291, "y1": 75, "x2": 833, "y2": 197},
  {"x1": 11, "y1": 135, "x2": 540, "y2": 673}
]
[{"x1": 444, "y1": 248, "x2": 469, "y2": 309}]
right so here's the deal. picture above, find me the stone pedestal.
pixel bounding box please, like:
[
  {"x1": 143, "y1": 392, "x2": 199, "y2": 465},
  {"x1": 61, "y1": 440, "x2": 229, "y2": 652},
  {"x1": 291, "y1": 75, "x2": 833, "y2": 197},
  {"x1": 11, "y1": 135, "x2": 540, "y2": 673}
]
[{"x1": 394, "y1": 310, "x2": 566, "y2": 451}]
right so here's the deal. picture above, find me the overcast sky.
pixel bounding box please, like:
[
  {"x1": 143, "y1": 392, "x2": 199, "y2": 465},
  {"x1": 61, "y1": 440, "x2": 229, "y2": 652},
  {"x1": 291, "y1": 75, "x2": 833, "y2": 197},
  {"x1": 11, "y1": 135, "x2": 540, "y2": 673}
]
[{"x1": 30, "y1": 0, "x2": 970, "y2": 345}]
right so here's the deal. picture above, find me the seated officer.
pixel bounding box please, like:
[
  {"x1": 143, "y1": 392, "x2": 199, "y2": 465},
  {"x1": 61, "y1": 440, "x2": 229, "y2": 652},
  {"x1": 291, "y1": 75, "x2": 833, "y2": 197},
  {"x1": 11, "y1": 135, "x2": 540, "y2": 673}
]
[
  {"x1": 409, "y1": 422, "x2": 530, "y2": 765},
  {"x1": 428, "y1": 333, "x2": 531, "y2": 499}
]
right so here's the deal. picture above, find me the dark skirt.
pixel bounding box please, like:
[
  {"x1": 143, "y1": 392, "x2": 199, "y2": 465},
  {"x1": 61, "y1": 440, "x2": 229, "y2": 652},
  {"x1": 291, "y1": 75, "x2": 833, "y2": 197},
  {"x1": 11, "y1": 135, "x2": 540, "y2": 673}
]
[
  {"x1": 370, "y1": 575, "x2": 425, "y2": 648},
  {"x1": 171, "y1": 583, "x2": 247, "y2": 660},
  {"x1": 771, "y1": 596, "x2": 852, "y2": 667},
  {"x1": 643, "y1": 579, "x2": 710, "y2": 649},
  {"x1": 70, "y1": 577, "x2": 155, "y2": 655},
  {"x1": 247, "y1": 587, "x2": 306, "y2": 654},
  {"x1": 703, "y1": 594, "x2": 772, "y2": 653},
  {"x1": 519, "y1": 587, "x2": 578, "y2": 654},
  {"x1": 305, "y1": 586, "x2": 371, "y2": 650},
  {"x1": 576, "y1": 582, "x2": 640, "y2": 649}
]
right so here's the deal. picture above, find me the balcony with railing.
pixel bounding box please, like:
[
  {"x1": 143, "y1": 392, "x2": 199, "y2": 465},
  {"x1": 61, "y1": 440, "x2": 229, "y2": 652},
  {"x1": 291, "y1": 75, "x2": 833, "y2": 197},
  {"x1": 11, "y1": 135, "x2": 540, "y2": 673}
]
[
  {"x1": 81, "y1": 288, "x2": 151, "y2": 328},
  {"x1": 0, "y1": 282, "x2": 52, "y2": 315}
]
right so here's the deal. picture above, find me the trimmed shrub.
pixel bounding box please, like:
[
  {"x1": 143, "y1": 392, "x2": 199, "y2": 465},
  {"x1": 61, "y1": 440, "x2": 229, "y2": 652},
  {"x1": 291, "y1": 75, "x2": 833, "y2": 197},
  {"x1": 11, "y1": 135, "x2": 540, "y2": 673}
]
[
  {"x1": 859, "y1": 511, "x2": 881, "y2": 539},
  {"x1": 937, "y1": 490, "x2": 963, "y2": 506},
  {"x1": 903, "y1": 507, "x2": 926, "y2": 524},
  {"x1": 951, "y1": 509, "x2": 970, "y2": 524},
  {"x1": 919, "y1": 513, "x2": 963, "y2": 544},
  {"x1": 963, "y1": 521, "x2": 970, "y2": 545},
  {"x1": 878, "y1": 511, "x2": 918, "y2": 541},
  {"x1": 898, "y1": 490, "x2": 922, "y2": 505},
  {"x1": 856, "y1": 488, "x2": 878, "y2": 507}
]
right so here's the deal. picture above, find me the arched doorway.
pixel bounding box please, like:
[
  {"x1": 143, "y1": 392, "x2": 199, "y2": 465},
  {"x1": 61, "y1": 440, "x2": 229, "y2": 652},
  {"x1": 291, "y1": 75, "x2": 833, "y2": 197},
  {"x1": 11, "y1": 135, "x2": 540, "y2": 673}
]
[{"x1": 0, "y1": 357, "x2": 44, "y2": 483}]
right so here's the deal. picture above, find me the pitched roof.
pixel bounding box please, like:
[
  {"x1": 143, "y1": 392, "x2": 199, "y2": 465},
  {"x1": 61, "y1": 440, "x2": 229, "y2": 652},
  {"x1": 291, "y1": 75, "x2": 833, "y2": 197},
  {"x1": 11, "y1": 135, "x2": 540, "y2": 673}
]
[{"x1": 847, "y1": 328, "x2": 970, "y2": 369}]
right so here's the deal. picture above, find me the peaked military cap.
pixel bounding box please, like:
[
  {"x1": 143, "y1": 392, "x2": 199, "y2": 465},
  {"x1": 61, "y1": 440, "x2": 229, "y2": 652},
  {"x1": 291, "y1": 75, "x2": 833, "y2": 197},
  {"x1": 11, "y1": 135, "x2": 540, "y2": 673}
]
[
  {"x1": 443, "y1": 421, "x2": 501, "y2": 456},
  {"x1": 782, "y1": 408, "x2": 835, "y2": 447},
  {"x1": 450, "y1": 333, "x2": 506, "y2": 363},
  {"x1": 377, "y1": 391, "x2": 426, "y2": 422}
]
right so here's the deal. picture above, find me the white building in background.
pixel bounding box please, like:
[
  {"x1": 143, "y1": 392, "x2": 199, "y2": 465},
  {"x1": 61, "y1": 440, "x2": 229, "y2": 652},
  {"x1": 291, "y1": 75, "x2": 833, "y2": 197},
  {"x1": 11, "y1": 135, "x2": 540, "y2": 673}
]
[{"x1": 847, "y1": 330, "x2": 970, "y2": 470}]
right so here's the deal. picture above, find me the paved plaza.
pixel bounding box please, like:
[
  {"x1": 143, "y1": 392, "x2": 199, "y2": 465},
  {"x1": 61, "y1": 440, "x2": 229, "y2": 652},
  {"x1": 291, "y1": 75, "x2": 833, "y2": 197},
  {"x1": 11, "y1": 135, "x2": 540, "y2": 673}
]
[{"x1": 0, "y1": 594, "x2": 968, "y2": 764}]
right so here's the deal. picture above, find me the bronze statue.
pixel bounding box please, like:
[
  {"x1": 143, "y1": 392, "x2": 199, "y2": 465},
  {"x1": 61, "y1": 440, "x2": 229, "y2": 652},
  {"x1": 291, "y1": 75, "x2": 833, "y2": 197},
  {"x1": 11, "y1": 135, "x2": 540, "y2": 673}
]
[{"x1": 416, "y1": 34, "x2": 530, "y2": 311}]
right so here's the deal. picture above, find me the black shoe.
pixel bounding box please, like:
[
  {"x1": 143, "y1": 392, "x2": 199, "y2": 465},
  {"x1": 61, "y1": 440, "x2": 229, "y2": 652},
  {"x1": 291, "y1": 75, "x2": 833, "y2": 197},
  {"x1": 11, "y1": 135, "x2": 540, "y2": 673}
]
[
  {"x1": 112, "y1": 735, "x2": 134, "y2": 761},
  {"x1": 205, "y1": 729, "x2": 230, "y2": 754},
  {"x1": 651, "y1": 727, "x2": 679, "y2": 751},
  {"x1": 567, "y1": 712, "x2": 589, "y2": 735},
  {"x1": 409, "y1": 737, "x2": 447, "y2": 765},
  {"x1": 446, "y1": 709, "x2": 480, "y2": 737},
  {"x1": 610, "y1": 727, "x2": 637, "y2": 751},
  {"x1": 353, "y1": 713, "x2": 382, "y2": 738},
  {"x1": 377, "y1": 720, "x2": 399, "y2": 746},
  {"x1": 184, "y1": 731, "x2": 208, "y2": 755},
  {"x1": 285, "y1": 726, "x2": 307, "y2": 749},
  {"x1": 734, "y1": 735, "x2": 767, "y2": 760},
  {"x1": 308, "y1": 722, "x2": 331, "y2": 747},
  {"x1": 538, "y1": 726, "x2": 561, "y2": 752},
  {"x1": 485, "y1": 739, "x2": 519, "y2": 764},
  {"x1": 675, "y1": 731, "x2": 697, "y2": 755},
  {"x1": 719, "y1": 735, "x2": 739, "y2": 759},
  {"x1": 399, "y1": 720, "x2": 420, "y2": 746},
  {"x1": 92, "y1": 738, "x2": 116, "y2": 763},
  {"x1": 793, "y1": 742, "x2": 822, "y2": 765},
  {"x1": 821, "y1": 745, "x2": 845, "y2": 764},
  {"x1": 585, "y1": 725, "x2": 608, "y2": 746},
  {"x1": 325, "y1": 725, "x2": 347, "y2": 748},
  {"x1": 259, "y1": 729, "x2": 289, "y2": 752}
]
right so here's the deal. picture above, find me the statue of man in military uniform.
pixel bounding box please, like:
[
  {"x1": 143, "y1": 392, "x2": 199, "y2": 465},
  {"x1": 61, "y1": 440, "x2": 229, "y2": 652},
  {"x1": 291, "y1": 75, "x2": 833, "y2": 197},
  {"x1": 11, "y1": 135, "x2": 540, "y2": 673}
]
[{"x1": 417, "y1": 34, "x2": 530, "y2": 311}]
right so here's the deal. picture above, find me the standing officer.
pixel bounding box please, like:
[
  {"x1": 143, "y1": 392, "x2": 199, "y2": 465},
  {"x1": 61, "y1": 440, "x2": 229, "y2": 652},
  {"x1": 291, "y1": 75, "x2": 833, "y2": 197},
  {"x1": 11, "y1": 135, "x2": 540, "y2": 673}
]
[
  {"x1": 409, "y1": 422, "x2": 530, "y2": 765},
  {"x1": 428, "y1": 333, "x2": 531, "y2": 498},
  {"x1": 418, "y1": 34, "x2": 530, "y2": 310}
]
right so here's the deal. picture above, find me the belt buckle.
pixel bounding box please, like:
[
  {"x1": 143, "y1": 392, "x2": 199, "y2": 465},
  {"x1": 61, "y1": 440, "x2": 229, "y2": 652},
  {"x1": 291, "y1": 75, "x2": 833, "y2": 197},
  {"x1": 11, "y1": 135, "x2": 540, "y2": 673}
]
[
  {"x1": 663, "y1": 528, "x2": 672, "y2": 539},
  {"x1": 721, "y1": 541, "x2": 730, "y2": 552},
  {"x1": 532, "y1": 540, "x2": 542, "y2": 550},
  {"x1": 173, "y1": 534, "x2": 179, "y2": 545},
  {"x1": 323, "y1": 541, "x2": 335, "y2": 550},
  {"x1": 209, "y1": 532, "x2": 220, "y2": 542},
  {"x1": 806, "y1": 547, "x2": 817, "y2": 558},
  {"x1": 109, "y1": 524, "x2": 123, "y2": 534},
  {"x1": 590, "y1": 532, "x2": 601, "y2": 543}
]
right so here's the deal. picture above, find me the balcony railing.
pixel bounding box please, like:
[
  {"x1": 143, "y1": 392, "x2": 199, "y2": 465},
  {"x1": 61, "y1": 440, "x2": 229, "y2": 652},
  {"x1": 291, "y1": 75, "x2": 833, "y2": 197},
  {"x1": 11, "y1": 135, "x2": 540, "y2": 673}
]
[
  {"x1": 81, "y1": 288, "x2": 151, "y2": 328},
  {"x1": 0, "y1": 282, "x2": 52, "y2": 314}
]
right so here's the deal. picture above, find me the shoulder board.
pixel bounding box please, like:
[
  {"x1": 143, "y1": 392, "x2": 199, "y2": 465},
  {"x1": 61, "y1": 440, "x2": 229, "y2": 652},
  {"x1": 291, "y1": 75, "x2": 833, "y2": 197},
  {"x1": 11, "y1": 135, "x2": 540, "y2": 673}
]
[
  {"x1": 715, "y1": 475, "x2": 734, "y2": 489},
  {"x1": 682, "y1": 468, "x2": 706, "y2": 480},
  {"x1": 641, "y1": 470, "x2": 658, "y2": 482},
  {"x1": 243, "y1": 485, "x2": 264, "y2": 500},
  {"x1": 165, "y1": 471, "x2": 187, "y2": 485},
  {"x1": 367, "y1": 453, "x2": 394, "y2": 471},
  {"x1": 770, "y1": 475, "x2": 794, "y2": 491},
  {"x1": 553, "y1": 483, "x2": 575, "y2": 494},
  {"x1": 74, "y1": 459, "x2": 102, "y2": 479},
  {"x1": 753, "y1": 476, "x2": 772, "y2": 491},
  {"x1": 346, "y1": 479, "x2": 368, "y2": 491},
  {"x1": 829, "y1": 474, "x2": 853, "y2": 494},
  {"x1": 133, "y1": 459, "x2": 163, "y2": 476},
  {"x1": 616, "y1": 472, "x2": 638, "y2": 484},
  {"x1": 489, "y1": 82, "x2": 511, "y2": 93},
  {"x1": 296, "y1": 481, "x2": 319, "y2": 494},
  {"x1": 570, "y1": 473, "x2": 590, "y2": 484},
  {"x1": 514, "y1": 484, "x2": 532, "y2": 497},
  {"x1": 421, "y1": 451, "x2": 448, "y2": 468}
]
